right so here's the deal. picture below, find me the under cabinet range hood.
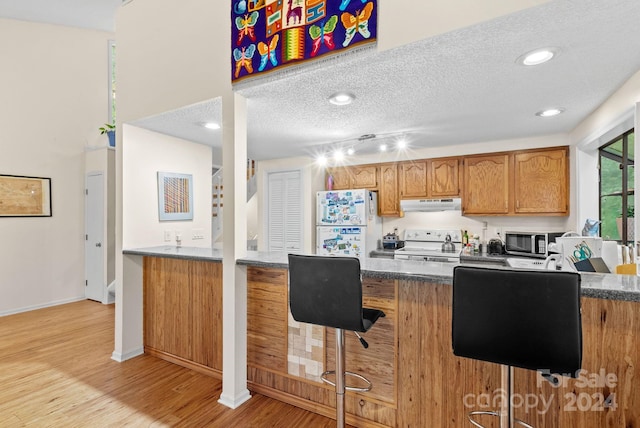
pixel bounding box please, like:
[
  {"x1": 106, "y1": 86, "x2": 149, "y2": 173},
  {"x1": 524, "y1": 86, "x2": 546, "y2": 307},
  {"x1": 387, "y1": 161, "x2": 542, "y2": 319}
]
[{"x1": 400, "y1": 198, "x2": 462, "y2": 212}]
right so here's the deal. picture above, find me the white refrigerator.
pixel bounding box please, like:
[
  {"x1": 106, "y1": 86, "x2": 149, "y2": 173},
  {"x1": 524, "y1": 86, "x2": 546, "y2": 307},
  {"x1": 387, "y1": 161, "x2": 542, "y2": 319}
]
[{"x1": 316, "y1": 189, "x2": 382, "y2": 259}]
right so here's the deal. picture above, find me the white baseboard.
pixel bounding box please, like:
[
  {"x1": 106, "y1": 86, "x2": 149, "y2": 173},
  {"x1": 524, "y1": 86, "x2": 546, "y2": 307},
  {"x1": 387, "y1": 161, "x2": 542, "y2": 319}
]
[
  {"x1": 218, "y1": 389, "x2": 252, "y2": 409},
  {"x1": 0, "y1": 296, "x2": 86, "y2": 318},
  {"x1": 111, "y1": 347, "x2": 144, "y2": 362}
]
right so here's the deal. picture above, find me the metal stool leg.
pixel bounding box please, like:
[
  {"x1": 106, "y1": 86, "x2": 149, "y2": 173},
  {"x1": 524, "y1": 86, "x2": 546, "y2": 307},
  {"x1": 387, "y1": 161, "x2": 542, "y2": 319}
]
[{"x1": 335, "y1": 328, "x2": 345, "y2": 428}]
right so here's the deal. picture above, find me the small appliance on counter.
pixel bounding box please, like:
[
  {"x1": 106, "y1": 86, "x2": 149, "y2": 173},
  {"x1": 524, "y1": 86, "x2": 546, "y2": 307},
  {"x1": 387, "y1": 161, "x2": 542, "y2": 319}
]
[
  {"x1": 504, "y1": 231, "x2": 564, "y2": 258},
  {"x1": 383, "y1": 229, "x2": 403, "y2": 250},
  {"x1": 487, "y1": 238, "x2": 504, "y2": 255}
]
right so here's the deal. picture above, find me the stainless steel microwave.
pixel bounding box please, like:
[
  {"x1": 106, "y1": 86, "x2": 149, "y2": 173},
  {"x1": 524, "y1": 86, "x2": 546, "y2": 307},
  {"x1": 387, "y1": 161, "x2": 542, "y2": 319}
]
[{"x1": 504, "y1": 231, "x2": 564, "y2": 258}]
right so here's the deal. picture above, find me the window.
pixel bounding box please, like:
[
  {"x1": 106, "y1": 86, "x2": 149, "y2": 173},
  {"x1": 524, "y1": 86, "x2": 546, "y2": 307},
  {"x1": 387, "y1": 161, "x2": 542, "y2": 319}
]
[
  {"x1": 599, "y1": 129, "x2": 635, "y2": 244},
  {"x1": 108, "y1": 40, "x2": 116, "y2": 124}
]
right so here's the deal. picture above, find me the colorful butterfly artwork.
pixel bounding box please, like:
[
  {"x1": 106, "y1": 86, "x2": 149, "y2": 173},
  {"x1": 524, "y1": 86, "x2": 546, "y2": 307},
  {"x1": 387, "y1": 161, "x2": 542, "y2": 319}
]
[
  {"x1": 233, "y1": 44, "x2": 256, "y2": 78},
  {"x1": 309, "y1": 16, "x2": 338, "y2": 57},
  {"x1": 341, "y1": 2, "x2": 373, "y2": 47},
  {"x1": 235, "y1": 11, "x2": 259, "y2": 45},
  {"x1": 257, "y1": 34, "x2": 279, "y2": 71},
  {"x1": 339, "y1": 0, "x2": 368, "y2": 12}
]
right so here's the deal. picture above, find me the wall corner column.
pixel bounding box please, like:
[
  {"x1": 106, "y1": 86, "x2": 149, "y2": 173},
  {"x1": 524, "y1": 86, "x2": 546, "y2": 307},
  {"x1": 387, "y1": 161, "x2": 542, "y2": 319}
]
[{"x1": 218, "y1": 92, "x2": 251, "y2": 409}]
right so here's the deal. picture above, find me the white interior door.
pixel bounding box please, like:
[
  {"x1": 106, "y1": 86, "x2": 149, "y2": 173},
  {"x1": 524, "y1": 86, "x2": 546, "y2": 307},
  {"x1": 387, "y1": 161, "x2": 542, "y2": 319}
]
[
  {"x1": 85, "y1": 173, "x2": 105, "y2": 302},
  {"x1": 266, "y1": 170, "x2": 303, "y2": 252}
]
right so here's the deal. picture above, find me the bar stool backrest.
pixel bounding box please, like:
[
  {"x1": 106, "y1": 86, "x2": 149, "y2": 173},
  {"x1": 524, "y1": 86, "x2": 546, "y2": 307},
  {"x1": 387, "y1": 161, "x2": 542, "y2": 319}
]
[
  {"x1": 452, "y1": 266, "x2": 582, "y2": 377},
  {"x1": 288, "y1": 254, "x2": 366, "y2": 332}
]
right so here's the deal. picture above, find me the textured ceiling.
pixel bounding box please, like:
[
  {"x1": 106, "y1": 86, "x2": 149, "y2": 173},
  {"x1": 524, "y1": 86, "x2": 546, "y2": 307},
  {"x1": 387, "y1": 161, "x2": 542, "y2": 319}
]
[
  {"x1": 238, "y1": 0, "x2": 640, "y2": 160},
  {"x1": 4, "y1": 0, "x2": 640, "y2": 161}
]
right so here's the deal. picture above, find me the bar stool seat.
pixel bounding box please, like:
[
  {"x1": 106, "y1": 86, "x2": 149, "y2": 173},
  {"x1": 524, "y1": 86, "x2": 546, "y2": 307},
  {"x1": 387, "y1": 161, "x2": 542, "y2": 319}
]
[
  {"x1": 452, "y1": 266, "x2": 582, "y2": 428},
  {"x1": 288, "y1": 254, "x2": 385, "y2": 427}
]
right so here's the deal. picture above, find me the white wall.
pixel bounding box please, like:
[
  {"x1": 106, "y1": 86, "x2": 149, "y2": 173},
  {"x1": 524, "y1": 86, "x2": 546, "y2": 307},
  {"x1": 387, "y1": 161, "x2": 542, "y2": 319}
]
[
  {"x1": 122, "y1": 125, "x2": 212, "y2": 248},
  {"x1": 0, "y1": 19, "x2": 113, "y2": 315}
]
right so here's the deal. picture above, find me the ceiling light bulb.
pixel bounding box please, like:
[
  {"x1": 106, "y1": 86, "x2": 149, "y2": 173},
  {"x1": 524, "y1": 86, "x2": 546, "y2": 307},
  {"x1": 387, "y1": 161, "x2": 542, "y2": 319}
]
[
  {"x1": 517, "y1": 48, "x2": 558, "y2": 66},
  {"x1": 397, "y1": 139, "x2": 407, "y2": 149},
  {"x1": 535, "y1": 108, "x2": 565, "y2": 117},
  {"x1": 329, "y1": 92, "x2": 355, "y2": 106},
  {"x1": 379, "y1": 144, "x2": 387, "y2": 152},
  {"x1": 317, "y1": 154, "x2": 327, "y2": 165},
  {"x1": 347, "y1": 148, "x2": 355, "y2": 155},
  {"x1": 203, "y1": 122, "x2": 220, "y2": 129},
  {"x1": 333, "y1": 149, "x2": 344, "y2": 161}
]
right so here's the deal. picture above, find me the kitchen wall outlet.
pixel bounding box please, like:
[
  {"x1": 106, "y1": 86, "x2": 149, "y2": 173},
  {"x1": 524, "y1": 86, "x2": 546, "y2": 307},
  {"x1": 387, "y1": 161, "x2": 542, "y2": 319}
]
[
  {"x1": 192, "y1": 229, "x2": 205, "y2": 240},
  {"x1": 164, "y1": 230, "x2": 172, "y2": 241}
]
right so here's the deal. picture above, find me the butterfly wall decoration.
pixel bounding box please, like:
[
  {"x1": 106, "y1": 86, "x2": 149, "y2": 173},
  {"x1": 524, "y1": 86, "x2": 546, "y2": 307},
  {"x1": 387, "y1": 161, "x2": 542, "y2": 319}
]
[{"x1": 231, "y1": 0, "x2": 377, "y2": 83}]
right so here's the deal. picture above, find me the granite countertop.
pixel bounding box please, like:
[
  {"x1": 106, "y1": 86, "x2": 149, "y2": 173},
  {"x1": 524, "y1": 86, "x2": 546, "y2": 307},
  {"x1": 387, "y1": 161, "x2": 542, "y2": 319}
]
[
  {"x1": 123, "y1": 246, "x2": 640, "y2": 302},
  {"x1": 123, "y1": 245, "x2": 224, "y2": 261}
]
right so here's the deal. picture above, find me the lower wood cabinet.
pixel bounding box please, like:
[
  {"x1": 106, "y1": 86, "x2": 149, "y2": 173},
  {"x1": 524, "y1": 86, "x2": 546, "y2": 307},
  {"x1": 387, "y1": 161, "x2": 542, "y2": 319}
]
[{"x1": 143, "y1": 257, "x2": 223, "y2": 376}]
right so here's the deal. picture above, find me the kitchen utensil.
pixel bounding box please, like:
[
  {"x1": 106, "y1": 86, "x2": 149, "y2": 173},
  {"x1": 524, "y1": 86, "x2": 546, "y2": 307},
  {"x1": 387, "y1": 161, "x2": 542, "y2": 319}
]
[{"x1": 442, "y1": 234, "x2": 456, "y2": 253}]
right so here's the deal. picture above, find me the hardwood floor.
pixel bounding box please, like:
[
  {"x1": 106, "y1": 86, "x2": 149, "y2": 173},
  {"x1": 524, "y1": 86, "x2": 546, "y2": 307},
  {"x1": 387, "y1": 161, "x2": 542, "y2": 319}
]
[{"x1": 0, "y1": 300, "x2": 343, "y2": 427}]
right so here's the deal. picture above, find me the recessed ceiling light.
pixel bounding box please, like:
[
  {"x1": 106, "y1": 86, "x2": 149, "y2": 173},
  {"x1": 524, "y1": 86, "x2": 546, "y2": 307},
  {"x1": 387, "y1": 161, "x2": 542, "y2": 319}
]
[
  {"x1": 379, "y1": 144, "x2": 387, "y2": 152},
  {"x1": 329, "y1": 92, "x2": 355, "y2": 106},
  {"x1": 203, "y1": 122, "x2": 220, "y2": 130},
  {"x1": 535, "y1": 108, "x2": 565, "y2": 117},
  {"x1": 517, "y1": 48, "x2": 558, "y2": 66}
]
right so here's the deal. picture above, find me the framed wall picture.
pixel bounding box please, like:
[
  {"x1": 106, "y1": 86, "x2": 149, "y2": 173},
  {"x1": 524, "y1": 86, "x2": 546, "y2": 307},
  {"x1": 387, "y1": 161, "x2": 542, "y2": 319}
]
[
  {"x1": 157, "y1": 172, "x2": 193, "y2": 221},
  {"x1": 0, "y1": 174, "x2": 52, "y2": 217}
]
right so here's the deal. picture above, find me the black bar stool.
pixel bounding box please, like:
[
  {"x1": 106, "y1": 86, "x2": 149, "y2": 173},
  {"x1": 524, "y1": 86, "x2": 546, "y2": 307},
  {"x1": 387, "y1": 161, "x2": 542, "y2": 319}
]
[
  {"x1": 452, "y1": 266, "x2": 582, "y2": 428},
  {"x1": 288, "y1": 254, "x2": 385, "y2": 428}
]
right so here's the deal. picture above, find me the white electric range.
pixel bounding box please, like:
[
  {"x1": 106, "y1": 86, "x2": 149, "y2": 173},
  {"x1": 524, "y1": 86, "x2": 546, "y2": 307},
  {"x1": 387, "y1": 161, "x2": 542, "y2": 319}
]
[{"x1": 394, "y1": 229, "x2": 462, "y2": 263}]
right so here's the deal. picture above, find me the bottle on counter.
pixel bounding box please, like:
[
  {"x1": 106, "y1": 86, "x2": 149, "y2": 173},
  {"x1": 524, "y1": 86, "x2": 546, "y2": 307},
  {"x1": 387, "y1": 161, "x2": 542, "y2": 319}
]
[
  {"x1": 463, "y1": 230, "x2": 469, "y2": 245},
  {"x1": 472, "y1": 234, "x2": 480, "y2": 253}
]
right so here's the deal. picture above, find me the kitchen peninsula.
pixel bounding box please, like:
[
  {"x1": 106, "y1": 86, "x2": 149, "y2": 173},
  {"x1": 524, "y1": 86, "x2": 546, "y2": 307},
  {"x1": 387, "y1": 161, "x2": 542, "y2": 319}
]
[{"x1": 123, "y1": 247, "x2": 640, "y2": 427}]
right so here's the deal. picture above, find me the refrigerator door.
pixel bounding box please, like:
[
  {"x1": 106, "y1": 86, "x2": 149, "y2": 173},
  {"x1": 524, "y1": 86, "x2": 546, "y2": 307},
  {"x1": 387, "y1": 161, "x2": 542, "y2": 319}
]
[
  {"x1": 317, "y1": 189, "x2": 368, "y2": 226},
  {"x1": 316, "y1": 226, "x2": 366, "y2": 259}
]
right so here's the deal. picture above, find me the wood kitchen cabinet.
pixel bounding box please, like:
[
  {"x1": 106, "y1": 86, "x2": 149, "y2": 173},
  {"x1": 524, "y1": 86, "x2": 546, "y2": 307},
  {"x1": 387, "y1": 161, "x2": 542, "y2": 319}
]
[
  {"x1": 399, "y1": 160, "x2": 428, "y2": 198},
  {"x1": 429, "y1": 157, "x2": 461, "y2": 197},
  {"x1": 326, "y1": 165, "x2": 377, "y2": 190},
  {"x1": 378, "y1": 163, "x2": 400, "y2": 216},
  {"x1": 513, "y1": 147, "x2": 569, "y2": 215},
  {"x1": 462, "y1": 154, "x2": 510, "y2": 215}
]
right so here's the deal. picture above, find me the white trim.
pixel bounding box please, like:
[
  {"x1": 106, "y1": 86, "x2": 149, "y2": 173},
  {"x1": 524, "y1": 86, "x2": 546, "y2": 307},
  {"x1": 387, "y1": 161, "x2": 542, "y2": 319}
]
[
  {"x1": 576, "y1": 108, "x2": 634, "y2": 151},
  {"x1": 218, "y1": 389, "x2": 252, "y2": 409},
  {"x1": 0, "y1": 296, "x2": 86, "y2": 318},
  {"x1": 111, "y1": 347, "x2": 144, "y2": 362}
]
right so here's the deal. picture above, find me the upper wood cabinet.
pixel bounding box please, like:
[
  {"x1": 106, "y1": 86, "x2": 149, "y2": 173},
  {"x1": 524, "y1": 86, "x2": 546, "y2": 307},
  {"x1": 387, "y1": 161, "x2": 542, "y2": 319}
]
[
  {"x1": 326, "y1": 165, "x2": 377, "y2": 190},
  {"x1": 378, "y1": 163, "x2": 400, "y2": 216},
  {"x1": 429, "y1": 157, "x2": 460, "y2": 197},
  {"x1": 463, "y1": 154, "x2": 510, "y2": 215},
  {"x1": 513, "y1": 148, "x2": 569, "y2": 215},
  {"x1": 399, "y1": 161, "x2": 428, "y2": 198}
]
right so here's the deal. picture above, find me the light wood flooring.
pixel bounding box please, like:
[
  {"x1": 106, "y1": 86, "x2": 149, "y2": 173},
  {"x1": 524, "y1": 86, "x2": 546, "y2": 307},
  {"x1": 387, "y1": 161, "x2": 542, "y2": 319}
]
[{"x1": 0, "y1": 300, "x2": 343, "y2": 427}]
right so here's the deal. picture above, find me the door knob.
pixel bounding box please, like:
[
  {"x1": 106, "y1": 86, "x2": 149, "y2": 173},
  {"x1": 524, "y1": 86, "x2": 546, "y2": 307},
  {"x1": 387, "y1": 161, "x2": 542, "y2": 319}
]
[{"x1": 96, "y1": 243, "x2": 102, "y2": 247}]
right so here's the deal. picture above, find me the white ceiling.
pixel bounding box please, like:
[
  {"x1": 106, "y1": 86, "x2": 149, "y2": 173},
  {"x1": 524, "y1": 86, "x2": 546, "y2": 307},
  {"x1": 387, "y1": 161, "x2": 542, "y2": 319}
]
[
  {"x1": 3, "y1": 0, "x2": 640, "y2": 161},
  {"x1": 0, "y1": 0, "x2": 120, "y2": 32}
]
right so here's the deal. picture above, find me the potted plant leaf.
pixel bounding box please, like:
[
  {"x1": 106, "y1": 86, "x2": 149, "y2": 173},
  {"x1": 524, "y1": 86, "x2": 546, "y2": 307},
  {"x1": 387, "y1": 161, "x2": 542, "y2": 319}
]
[
  {"x1": 99, "y1": 123, "x2": 116, "y2": 147},
  {"x1": 616, "y1": 205, "x2": 634, "y2": 241}
]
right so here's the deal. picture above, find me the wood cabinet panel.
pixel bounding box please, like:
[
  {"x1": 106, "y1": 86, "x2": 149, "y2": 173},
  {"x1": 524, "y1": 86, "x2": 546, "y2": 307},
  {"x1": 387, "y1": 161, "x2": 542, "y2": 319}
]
[
  {"x1": 247, "y1": 267, "x2": 288, "y2": 373},
  {"x1": 378, "y1": 163, "x2": 400, "y2": 216},
  {"x1": 351, "y1": 165, "x2": 378, "y2": 189},
  {"x1": 399, "y1": 160, "x2": 428, "y2": 198},
  {"x1": 514, "y1": 148, "x2": 568, "y2": 214},
  {"x1": 429, "y1": 157, "x2": 460, "y2": 197},
  {"x1": 326, "y1": 165, "x2": 378, "y2": 190},
  {"x1": 463, "y1": 154, "x2": 510, "y2": 215},
  {"x1": 143, "y1": 257, "x2": 222, "y2": 373}
]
